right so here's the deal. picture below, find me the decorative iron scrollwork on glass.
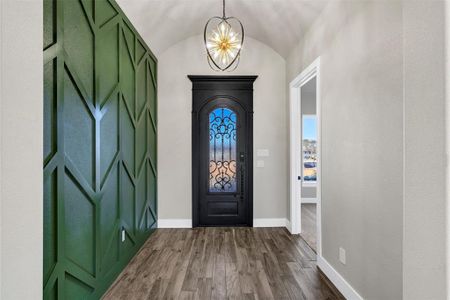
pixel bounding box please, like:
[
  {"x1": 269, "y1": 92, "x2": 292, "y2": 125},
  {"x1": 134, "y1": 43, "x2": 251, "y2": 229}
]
[{"x1": 209, "y1": 107, "x2": 237, "y2": 192}]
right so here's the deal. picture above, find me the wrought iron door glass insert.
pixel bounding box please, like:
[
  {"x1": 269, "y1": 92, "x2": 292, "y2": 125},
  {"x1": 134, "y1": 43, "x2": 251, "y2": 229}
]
[{"x1": 209, "y1": 107, "x2": 237, "y2": 192}]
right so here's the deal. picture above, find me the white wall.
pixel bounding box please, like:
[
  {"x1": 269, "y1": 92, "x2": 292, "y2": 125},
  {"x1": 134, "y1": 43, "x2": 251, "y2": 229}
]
[
  {"x1": 300, "y1": 78, "x2": 316, "y2": 115},
  {"x1": 158, "y1": 35, "x2": 287, "y2": 221},
  {"x1": 287, "y1": 1, "x2": 404, "y2": 298},
  {"x1": 0, "y1": 0, "x2": 43, "y2": 299},
  {"x1": 447, "y1": 1, "x2": 450, "y2": 298},
  {"x1": 403, "y1": 1, "x2": 447, "y2": 299}
]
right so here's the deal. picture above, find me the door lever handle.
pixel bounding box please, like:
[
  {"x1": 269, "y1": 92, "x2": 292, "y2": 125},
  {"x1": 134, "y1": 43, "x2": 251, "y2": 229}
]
[
  {"x1": 240, "y1": 152, "x2": 245, "y2": 200},
  {"x1": 298, "y1": 176, "x2": 302, "y2": 180}
]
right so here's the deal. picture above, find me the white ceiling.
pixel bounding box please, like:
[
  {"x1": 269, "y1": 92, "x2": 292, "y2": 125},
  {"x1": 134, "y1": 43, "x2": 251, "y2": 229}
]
[{"x1": 116, "y1": 0, "x2": 330, "y2": 57}]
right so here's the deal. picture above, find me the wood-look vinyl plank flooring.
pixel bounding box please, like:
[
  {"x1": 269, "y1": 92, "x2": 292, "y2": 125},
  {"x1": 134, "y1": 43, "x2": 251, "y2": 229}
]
[
  {"x1": 103, "y1": 227, "x2": 343, "y2": 300},
  {"x1": 300, "y1": 204, "x2": 317, "y2": 252}
]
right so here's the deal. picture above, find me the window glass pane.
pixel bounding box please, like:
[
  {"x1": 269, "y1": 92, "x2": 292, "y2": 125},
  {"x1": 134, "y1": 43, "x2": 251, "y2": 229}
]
[
  {"x1": 209, "y1": 108, "x2": 237, "y2": 192},
  {"x1": 303, "y1": 115, "x2": 317, "y2": 182}
]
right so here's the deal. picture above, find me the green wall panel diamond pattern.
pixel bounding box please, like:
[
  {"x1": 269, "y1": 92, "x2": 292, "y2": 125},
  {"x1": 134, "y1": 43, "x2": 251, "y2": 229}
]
[{"x1": 43, "y1": 0, "x2": 158, "y2": 298}]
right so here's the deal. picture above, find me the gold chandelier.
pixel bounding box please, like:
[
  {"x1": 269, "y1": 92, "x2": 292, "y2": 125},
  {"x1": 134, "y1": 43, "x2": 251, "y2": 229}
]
[{"x1": 204, "y1": 0, "x2": 244, "y2": 71}]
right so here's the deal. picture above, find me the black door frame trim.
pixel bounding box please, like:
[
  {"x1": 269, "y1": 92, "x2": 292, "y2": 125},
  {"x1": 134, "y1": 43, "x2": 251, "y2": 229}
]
[{"x1": 188, "y1": 75, "x2": 257, "y2": 227}]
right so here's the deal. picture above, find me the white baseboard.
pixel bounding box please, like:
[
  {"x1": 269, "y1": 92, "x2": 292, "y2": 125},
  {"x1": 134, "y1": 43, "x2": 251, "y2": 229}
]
[
  {"x1": 285, "y1": 219, "x2": 292, "y2": 232},
  {"x1": 157, "y1": 218, "x2": 290, "y2": 229},
  {"x1": 253, "y1": 218, "x2": 288, "y2": 227},
  {"x1": 317, "y1": 255, "x2": 363, "y2": 300},
  {"x1": 301, "y1": 197, "x2": 318, "y2": 204},
  {"x1": 157, "y1": 219, "x2": 192, "y2": 228}
]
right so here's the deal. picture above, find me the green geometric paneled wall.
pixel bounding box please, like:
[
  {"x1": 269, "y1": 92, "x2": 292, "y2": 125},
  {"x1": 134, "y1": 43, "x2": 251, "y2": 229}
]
[{"x1": 43, "y1": 0, "x2": 157, "y2": 298}]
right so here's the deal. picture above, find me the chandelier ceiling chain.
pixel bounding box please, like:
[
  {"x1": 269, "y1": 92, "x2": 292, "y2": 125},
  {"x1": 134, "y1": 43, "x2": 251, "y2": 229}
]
[
  {"x1": 223, "y1": 0, "x2": 227, "y2": 18},
  {"x1": 204, "y1": 0, "x2": 244, "y2": 71}
]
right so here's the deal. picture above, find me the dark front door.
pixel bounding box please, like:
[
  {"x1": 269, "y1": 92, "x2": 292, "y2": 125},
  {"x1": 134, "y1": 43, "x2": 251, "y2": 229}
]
[{"x1": 189, "y1": 76, "x2": 257, "y2": 227}]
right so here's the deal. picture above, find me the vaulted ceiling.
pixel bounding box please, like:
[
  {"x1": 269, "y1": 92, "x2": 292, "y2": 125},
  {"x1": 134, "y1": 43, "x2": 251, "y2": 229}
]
[{"x1": 116, "y1": 0, "x2": 330, "y2": 57}]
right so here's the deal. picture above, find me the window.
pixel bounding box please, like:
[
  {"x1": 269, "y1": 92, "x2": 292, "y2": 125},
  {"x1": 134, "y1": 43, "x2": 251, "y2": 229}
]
[
  {"x1": 209, "y1": 107, "x2": 237, "y2": 192},
  {"x1": 302, "y1": 115, "x2": 317, "y2": 184}
]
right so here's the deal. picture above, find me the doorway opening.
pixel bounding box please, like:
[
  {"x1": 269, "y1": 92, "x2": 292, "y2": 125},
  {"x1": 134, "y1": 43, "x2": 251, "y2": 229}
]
[{"x1": 289, "y1": 58, "x2": 321, "y2": 255}]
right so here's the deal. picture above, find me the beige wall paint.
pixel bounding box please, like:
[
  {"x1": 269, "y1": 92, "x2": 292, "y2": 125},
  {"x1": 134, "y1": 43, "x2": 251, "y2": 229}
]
[
  {"x1": 403, "y1": 1, "x2": 447, "y2": 299},
  {"x1": 447, "y1": 1, "x2": 450, "y2": 298},
  {"x1": 0, "y1": 0, "x2": 43, "y2": 299},
  {"x1": 158, "y1": 35, "x2": 287, "y2": 220},
  {"x1": 287, "y1": 1, "x2": 404, "y2": 298}
]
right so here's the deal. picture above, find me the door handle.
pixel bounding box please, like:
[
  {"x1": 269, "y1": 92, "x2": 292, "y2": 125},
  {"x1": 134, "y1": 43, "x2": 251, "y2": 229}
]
[
  {"x1": 240, "y1": 152, "x2": 245, "y2": 200},
  {"x1": 298, "y1": 176, "x2": 302, "y2": 180}
]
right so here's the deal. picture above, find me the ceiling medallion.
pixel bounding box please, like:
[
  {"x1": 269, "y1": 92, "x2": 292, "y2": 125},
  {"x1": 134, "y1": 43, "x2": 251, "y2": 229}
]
[{"x1": 204, "y1": 0, "x2": 244, "y2": 71}]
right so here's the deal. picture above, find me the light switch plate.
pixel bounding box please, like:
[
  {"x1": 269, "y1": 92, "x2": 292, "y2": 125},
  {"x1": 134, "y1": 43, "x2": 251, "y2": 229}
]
[
  {"x1": 121, "y1": 229, "x2": 126, "y2": 242},
  {"x1": 256, "y1": 149, "x2": 270, "y2": 157},
  {"x1": 339, "y1": 247, "x2": 346, "y2": 265},
  {"x1": 256, "y1": 160, "x2": 265, "y2": 168}
]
